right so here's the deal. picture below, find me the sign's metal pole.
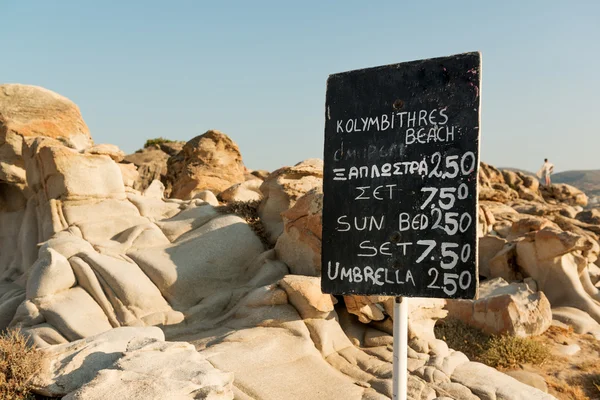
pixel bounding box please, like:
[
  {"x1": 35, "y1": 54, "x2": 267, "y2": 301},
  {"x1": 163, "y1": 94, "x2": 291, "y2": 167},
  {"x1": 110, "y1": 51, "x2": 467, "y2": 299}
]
[{"x1": 393, "y1": 296, "x2": 408, "y2": 400}]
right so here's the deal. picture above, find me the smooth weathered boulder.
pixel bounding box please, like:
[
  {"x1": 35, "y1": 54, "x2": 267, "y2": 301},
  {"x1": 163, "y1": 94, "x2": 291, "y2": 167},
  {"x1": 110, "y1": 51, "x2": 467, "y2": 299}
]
[
  {"x1": 123, "y1": 141, "x2": 184, "y2": 191},
  {"x1": 479, "y1": 163, "x2": 505, "y2": 186},
  {"x1": 552, "y1": 306, "x2": 600, "y2": 338},
  {"x1": 505, "y1": 370, "x2": 548, "y2": 393},
  {"x1": 478, "y1": 236, "x2": 506, "y2": 278},
  {"x1": 118, "y1": 163, "x2": 140, "y2": 189},
  {"x1": 520, "y1": 173, "x2": 540, "y2": 193},
  {"x1": 33, "y1": 327, "x2": 165, "y2": 396},
  {"x1": 502, "y1": 170, "x2": 523, "y2": 190},
  {"x1": 344, "y1": 295, "x2": 387, "y2": 324},
  {"x1": 258, "y1": 159, "x2": 323, "y2": 243},
  {"x1": 166, "y1": 130, "x2": 246, "y2": 199},
  {"x1": 518, "y1": 186, "x2": 544, "y2": 202},
  {"x1": 33, "y1": 327, "x2": 234, "y2": 399},
  {"x1": 343, "y1": 296, "x2": 447, "y2": 349},
  {"x1": 275, "y1": 187, "x2": 323, "y2": 276},
  {"x1": 478, "y1": 205, "x2": 496, "y2": 237},
  {"x1": 279, "y1": 275, "x2": 336, "y2": 319},
  {"x1": 128, "y1": 214, "x2": 265, "y2": 309},
  {"x1": 516, "y1": 228, "x2": 600, "y2": 322},
  {"x1": 165, "y1": 278, "x2": 393, "y2": 400},
  {"x1": 84, "y1": 144, "x2": 124, "y2": 162},
  {"x1": 193, "y1": 189, "x2": 220, "y2": 206},
  {"x1": 218, "y1": 179, "x2": 262, "y2": 203},
  {"x1": 501, "y1": 170, "x2": 544, "y2": 202},
  {"x1": 445, "y1": 278, "x2": 552, "y2": 337},
  {"x1": 142, "y1": 179, "x2": 166, "y2": 199},
  {"x1": 479, "y1": 185, "x2": 518, "y2": 203},
  {"x1": 488, "y1": 243, "x2": 519, "y2": 281},
  {"x1": 507, "y1": 216, "x2": 559, "y2": 241},
  {"x1": 541, "y1": 183, "x2": 588, "y2": 207},
  {"x1": 250, "y1": 169, "x2": 270, "y2": 180},
  {"x1": 0, "y1": 283, "x2": 25, "y2": 330},
  {"x1": 0, "y1": 84, "x2": 92, "y2": 185},
  {"x1": 23, "y1": 138, "x2": 126, "y2": 202},
  {"x1": 451, "y1": 362, "x2": 555, "y2": 400},
  {"x1": 63, "y1": 338, "x2": 234, "y2": 400}
]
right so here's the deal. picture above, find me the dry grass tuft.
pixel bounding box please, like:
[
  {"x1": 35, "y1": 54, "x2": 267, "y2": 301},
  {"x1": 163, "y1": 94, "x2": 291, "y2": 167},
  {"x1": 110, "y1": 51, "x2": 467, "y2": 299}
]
[
  {"x1": 576, "y1": 360, "x2": 598, "y2": 373},
  {"x1": 435, "y1": 318, "x2": 550, "y2": 369},
  {"x1": 0, "y1": 329, "x2": 43, "y2": 400},
  {"x1": 546, "y1": 376, "x2": 589, "y2": 400},
  {"x1": 568, "y1": 370, "x2": 600, "y2": 399},
  {"x1": 592, "y1": 374, "x2": 600, "y2": 394},
  {"x1": 217, "y1": 200, "x2": 272, "y2": 249}
]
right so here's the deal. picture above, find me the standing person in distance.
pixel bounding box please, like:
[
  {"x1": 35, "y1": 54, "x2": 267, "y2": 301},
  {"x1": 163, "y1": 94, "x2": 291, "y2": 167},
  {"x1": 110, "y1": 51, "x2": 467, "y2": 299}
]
[{"x1": 537, "y1": 158, "x2": 554, "y2": 187}]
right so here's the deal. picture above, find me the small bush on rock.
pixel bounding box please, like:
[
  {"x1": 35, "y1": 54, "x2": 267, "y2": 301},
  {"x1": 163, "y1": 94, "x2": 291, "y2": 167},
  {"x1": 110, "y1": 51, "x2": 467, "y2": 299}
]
[
  {"x1": 435, "y1": 317, "x2": 489, "y2": 361},
  {"x1": 0, "y1": 329, "x2": 43, "y2": 400},
  {"x1": 479, "y1": 335, "x2": 550, "y2": 369},
  {"x1": 144, "y1": 137, "x2": 175, "y2": 148},
  {"x1": 435, "y1": 318, "x2": 550, "y2": 369}
]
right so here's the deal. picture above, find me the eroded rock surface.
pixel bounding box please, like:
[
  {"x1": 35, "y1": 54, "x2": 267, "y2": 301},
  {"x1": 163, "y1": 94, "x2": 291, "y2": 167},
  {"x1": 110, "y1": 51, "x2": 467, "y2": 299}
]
[
  {"x1": 123, "y1": 141, "x2": 184, "y2": 191},
  {"x1": 446, "y1": 278, "x2": 552, "y2": 337},
  {"x1": 166, "y1": 130, "x2": 247, "y2": 199},
  {"x1": 258, "y1": 159, "x2": 323, "y2": 243},
  {"x1": 0, "y1": 90, "x2": 573, "y2": 400}
]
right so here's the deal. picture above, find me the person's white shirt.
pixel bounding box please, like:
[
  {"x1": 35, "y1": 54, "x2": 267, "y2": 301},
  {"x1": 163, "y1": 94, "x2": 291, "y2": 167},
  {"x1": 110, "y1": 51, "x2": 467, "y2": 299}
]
[{"x1": 537, "y1": 161, "x2": 554, "y2": 178}]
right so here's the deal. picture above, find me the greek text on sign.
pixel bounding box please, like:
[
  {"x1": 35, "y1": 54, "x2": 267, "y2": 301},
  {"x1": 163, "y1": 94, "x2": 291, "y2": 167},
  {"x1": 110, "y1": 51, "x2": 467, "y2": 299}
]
[{"x1": 321, "y1": 52, "x2": 481, "y2": 299}]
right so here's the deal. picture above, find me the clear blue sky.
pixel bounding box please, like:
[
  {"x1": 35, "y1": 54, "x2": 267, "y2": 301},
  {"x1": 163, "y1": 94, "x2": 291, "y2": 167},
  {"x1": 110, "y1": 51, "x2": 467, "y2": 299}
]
[{"x1": 1, "y1": 1, "x2": 598, "y2": 173}]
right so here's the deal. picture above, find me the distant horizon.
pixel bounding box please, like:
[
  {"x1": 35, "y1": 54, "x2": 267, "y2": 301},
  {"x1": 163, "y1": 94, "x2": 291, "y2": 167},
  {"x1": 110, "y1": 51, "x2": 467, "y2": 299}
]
[
  {"x1": 2, "y1": 1, "x2": 598, "y2": 173},
  {"x1": 499, "y1": 166, "x2": 600, "y2": 175}
]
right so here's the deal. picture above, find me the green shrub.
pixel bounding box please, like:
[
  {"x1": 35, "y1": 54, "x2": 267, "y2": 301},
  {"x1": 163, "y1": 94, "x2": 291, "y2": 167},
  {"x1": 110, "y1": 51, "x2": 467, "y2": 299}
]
[
  {"x1": 479, "y1": 335, "x2": 550, "y2": 369},
  {"x1": 435, "y1": 318, "x2": 489, "y2": 361},
  {"x1": 144, "y1": 137, "x2": 175, "y2": 148},
  {"x1": 435, "y1": 319, "x2": 550, "y2": 369}
]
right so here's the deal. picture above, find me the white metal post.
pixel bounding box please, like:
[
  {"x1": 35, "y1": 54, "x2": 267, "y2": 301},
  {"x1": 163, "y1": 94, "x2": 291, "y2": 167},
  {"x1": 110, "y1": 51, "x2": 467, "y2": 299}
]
[{"x1": 393, "y1": 296, "x2": 408, "y2": 400}]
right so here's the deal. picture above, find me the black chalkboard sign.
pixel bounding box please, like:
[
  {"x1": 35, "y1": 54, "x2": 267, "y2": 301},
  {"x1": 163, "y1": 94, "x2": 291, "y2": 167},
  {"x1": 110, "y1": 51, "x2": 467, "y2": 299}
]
[{"x1": 321, "y1": 52, "x2": 481, "y2": 299}]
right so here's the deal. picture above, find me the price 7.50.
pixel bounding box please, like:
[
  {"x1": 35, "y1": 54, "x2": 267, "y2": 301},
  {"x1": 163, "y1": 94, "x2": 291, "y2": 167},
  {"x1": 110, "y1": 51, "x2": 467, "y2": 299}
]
[
  {"x1": 420, "y1": 184, "x2": 469, "y2": 211},
  {"x1": 415, "y1": 240, "x2": 471, "y2": 268}
]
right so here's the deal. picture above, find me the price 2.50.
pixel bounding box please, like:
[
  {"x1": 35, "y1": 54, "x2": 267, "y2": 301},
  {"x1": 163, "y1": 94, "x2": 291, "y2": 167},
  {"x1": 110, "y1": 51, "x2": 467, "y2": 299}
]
[{"x1": 428, "y1": 151, "x2": 476, "y2": 179}]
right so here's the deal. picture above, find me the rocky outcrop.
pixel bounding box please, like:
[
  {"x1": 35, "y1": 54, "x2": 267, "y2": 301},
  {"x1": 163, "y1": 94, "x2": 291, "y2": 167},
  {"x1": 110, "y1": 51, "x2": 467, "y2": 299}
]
[
  {"x1": 123, "y1": 141, "x2": 184, "y2": 191},
  {"x1": 515, "y1": 228, "x2": 600, "y2": 322},
  {"x1": 165, "y1": 130, "x2": 246, "y2": 199},
  {"x1": 473, "y1": 168, "x2": 600, "y2": 342},
  {"x1": 218, "y1": 179, "x2": 262, "y2": 203},
  {"x1": 275, "y1": 187, "x2": 323, "y2": 276},
  {"x1": 0, "y1": 84, "x2": 92, "y2": 186},
  {"x1": 451, "y1": 362, "x2": 552, "y2": 400},
  {"x1": 445, "y1": 278, "x2": 552, "y2": 337},
  {"x1": 258, "y1": 159, "x2": 323, "y2": 243},
  {"x1": 576, "y1": 209, "x2": 600, "y2": 225},
  {"x1": 542, "y1": 183, "x2": 588, "y2": 207},
  {"x1": 552, "y1": 307, "x2": 600, "y2": 339},
  {"x1": 0, "y1": 87, "x2": 574, "y2": 400},
  {"x1": 33, "y1": 327, "x2": 234, "y2": 399}
]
